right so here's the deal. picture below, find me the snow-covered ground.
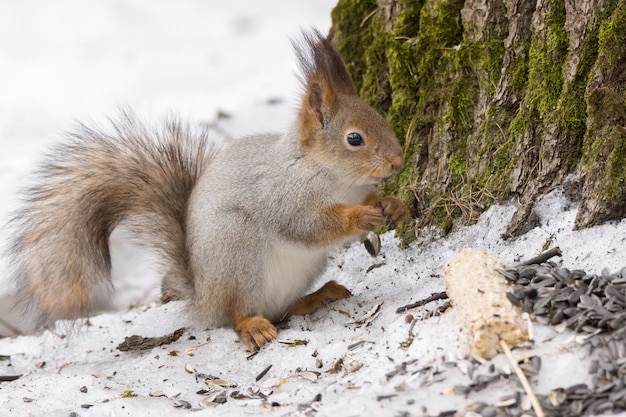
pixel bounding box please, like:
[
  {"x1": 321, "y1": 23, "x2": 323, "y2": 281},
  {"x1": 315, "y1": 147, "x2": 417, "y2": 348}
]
[{"x1": 1, "y1": 2, "x2": 626, "y2": 417}]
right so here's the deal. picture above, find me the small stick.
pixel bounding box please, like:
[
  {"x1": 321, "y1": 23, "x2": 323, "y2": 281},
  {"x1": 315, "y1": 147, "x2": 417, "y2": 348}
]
[
  {"x1": 500, "y1": 340, "x2": 545, "y2": 417},
  {"x1": 396, "y1": 291, "x2": 448, "y2": 314},
  {"x1": 117, "y1": 328, "x2": 186, "y2": 351},
  {"x1": 517, "y1": 247, "x2": 562, "y2": 267}
]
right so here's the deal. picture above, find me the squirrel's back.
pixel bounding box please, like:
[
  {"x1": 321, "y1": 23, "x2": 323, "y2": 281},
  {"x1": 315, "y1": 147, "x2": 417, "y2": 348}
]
[{"x1": 8, "y1": 114, "x2": 218, "y2": 327}]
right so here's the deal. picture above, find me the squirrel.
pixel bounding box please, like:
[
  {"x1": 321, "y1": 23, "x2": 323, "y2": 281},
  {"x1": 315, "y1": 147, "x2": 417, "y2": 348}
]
[{"x1": 7, "y1": 29, "x2": 408, "y2": 351}]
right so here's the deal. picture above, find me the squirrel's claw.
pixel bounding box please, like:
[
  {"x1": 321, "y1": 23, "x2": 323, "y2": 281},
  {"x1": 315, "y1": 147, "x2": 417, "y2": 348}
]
[
  {"x1": 379, "y1": 196, "x2": 409, "y2": 229},
  {"x1": 357, "y1": 205, "x2": 386, "y2": 231},
  {"x1": 317, "y1": 280, "x2": 352, "y2": 301},
  {"x1": 285, "y1": 280, "x2": 351, "y2": 317},
  {"x1": 235, "y1": 316, "x2": 278, "y2": 352}
]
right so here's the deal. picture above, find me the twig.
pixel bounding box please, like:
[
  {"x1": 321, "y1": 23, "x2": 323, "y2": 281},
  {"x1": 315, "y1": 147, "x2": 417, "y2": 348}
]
[
  {"x1": 500, "y1": 340, "x2": 545, "y2": 417},
  {"x1": 517, "y1": 247, "x2": 562, "y2": 267},
  {"x1": 395, "y1": 291, "x2": 448, "y2": 314},
  {"x1": 360, "y1": 7, "x2": 379, "y2": 27},
  {"x1": 117, "y1": 328, "x2": 186, "y2": 351}
]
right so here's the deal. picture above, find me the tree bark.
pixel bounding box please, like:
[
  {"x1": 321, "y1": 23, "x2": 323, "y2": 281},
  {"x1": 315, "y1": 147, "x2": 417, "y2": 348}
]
[{"x1": 331, "y1": 0, "x2": 626, "y2": 243}]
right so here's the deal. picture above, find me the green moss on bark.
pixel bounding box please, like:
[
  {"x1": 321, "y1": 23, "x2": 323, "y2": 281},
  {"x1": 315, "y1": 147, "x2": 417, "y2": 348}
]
[
  {"x1": 332, "y1": 0, "x2": 626, "y2": 242},
  {"x1": 388, "y1": 0, "x2": 468, "y2": 243},
  {"x1": 360, "y1": 19, "x2": 394, "y2": 113},
  {"x1": 528, "y1": 1, "x2": 568, "y2": 115},
  {"x1": 596, "y1": 1, "x2": 626, "y2": 72},
  {"x1": 507, "y1": 0, "x2": 568, "y2": 160},
  {"x1": 600, "y1": 128, "x2": 626, "y2": 201},
  {"x1": 578, "y1": 1, "x2": 626, "y2": 226},
  {"x1": 331, "y1": 0, "x2": 378, "y2": 94}
]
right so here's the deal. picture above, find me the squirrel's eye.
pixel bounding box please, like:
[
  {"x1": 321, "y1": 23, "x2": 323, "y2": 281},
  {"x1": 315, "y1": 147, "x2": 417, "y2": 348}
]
[{"x1": 346, "y1": 132, "x2": 364, "y2": 147}]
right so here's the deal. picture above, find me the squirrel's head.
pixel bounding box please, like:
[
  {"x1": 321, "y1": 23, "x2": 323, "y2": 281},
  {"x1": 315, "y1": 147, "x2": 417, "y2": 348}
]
[{"x1": 293, "y1": 29, "x2": 403, "y2": 186}]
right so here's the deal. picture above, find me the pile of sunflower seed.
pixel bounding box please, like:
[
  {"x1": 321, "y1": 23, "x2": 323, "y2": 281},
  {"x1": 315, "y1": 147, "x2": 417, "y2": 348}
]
[
  {"x1": 503, "y1": 263, "x2": 626, "y2": 337},
  {"x1": 491, "y1": 261, "x2": 626, "y2": 417}
]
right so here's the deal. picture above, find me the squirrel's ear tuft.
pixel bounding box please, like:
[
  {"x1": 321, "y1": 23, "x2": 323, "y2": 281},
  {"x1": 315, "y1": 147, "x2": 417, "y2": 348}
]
[
  {"x1": 293, "y1": 28, "x2": 357, "y2": 97},
  {"x1": 293, "y1": 28, "x2": 357, "y2": 130}
]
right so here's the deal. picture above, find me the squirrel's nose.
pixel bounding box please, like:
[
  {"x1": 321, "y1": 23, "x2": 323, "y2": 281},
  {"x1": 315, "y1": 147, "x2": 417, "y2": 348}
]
[{"x1": 390, "y1": 153, "x2": 404, "y2": 172}]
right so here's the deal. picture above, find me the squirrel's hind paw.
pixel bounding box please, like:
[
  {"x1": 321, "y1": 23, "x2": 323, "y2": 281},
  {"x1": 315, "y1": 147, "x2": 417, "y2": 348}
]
[
  {"x1": 316, "y1": 280, "x2": 352, "y2": 301},
  {"x1": 285, "y1": 280, "x2": 351, "y2": 317},
  {"x1": 234, "y1": 316, "x2": 278, "y2": 352}
]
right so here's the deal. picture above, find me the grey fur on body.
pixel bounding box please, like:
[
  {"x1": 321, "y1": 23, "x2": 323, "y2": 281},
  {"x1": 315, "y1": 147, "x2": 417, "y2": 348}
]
[{"x1": 188, "y1": 130, "x2": 377, "y2": 326}]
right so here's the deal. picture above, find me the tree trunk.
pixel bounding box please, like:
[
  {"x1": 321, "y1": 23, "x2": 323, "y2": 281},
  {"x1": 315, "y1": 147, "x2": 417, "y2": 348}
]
[{"x1": 331, "y1": 0, "x2": 626, "y2": 244}]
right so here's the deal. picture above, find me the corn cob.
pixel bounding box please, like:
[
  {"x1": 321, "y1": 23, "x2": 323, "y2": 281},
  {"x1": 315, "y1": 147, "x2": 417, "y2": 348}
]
[{"x1": 444, "y1": 248, "x2": 529, "y2": 358}]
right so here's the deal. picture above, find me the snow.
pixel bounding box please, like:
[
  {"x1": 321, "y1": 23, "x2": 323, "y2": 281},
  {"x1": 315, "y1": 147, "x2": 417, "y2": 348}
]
[{"x1": 1, "y1": 1, "x2": 626, "y2": 417}]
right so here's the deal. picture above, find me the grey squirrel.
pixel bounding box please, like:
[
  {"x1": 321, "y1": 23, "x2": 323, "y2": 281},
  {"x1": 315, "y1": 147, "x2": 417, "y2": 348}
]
[{"x1": 8, "y1": 29, "x2": 408, "y2": 351}]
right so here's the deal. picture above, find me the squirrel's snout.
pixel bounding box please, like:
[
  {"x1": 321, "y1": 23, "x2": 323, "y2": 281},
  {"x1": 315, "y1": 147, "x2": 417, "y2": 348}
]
[{"x1": 389, "y1": 153, "x2": 404, "y2": 172}]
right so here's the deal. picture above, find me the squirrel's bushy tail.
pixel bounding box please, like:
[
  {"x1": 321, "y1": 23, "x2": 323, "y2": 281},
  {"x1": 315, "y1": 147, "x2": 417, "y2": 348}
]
[{"x1": 8, "y1": 113, "x2": 217, "y2": 328}]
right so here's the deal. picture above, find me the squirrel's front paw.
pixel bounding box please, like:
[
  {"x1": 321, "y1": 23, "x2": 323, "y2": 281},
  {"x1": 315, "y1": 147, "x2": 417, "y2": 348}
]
[
  {"x1": 357, "y1": 205, "x2": 386, "y2": 231},
  {"x1": 379, "y1": 196, "x2": 409, "y2": 229},
  {"x1": 234, "y1": 316, "x2": 278, "y2": 352}
]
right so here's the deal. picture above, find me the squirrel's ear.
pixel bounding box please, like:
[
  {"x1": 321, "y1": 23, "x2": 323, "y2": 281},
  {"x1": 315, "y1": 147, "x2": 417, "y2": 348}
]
[
  {"x1": 307, "y1": 82, "x2": 325, "y2": 127},
  {"x1": 293, "y1": 28, "x2": 357, "y2": 130}
]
